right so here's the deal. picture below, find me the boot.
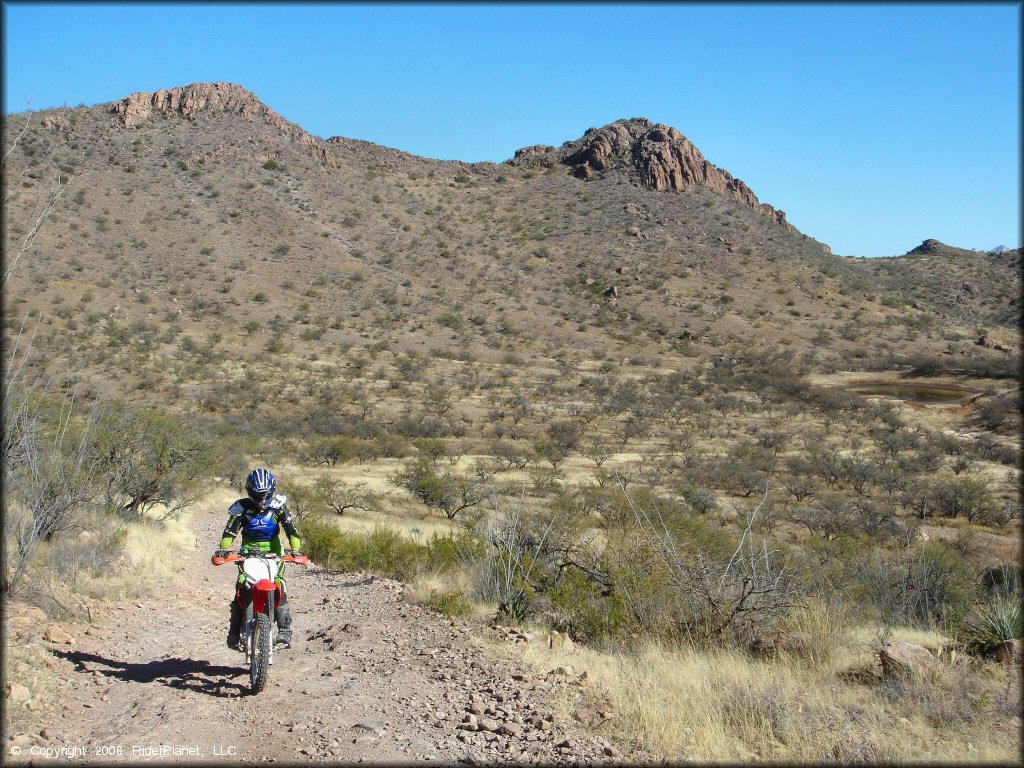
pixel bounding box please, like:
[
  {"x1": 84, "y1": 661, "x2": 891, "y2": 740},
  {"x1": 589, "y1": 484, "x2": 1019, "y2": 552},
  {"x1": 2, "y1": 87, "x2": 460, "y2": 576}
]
[
  {"x1": 275, "y1": 602, "x2": 292, "y2": 648},
  {"x1": 226, "y1": 599, "x2": 243, "y2": 650}
]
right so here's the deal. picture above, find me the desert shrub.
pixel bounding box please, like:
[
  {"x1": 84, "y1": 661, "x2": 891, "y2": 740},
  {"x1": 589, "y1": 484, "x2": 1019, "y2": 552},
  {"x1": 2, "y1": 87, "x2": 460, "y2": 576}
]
[
  {"x1": 418, "y1": 589, "x2": 473, "y2": 618},
  {"x1": 930, "y1": 476, "x2": 998, "y2": 522},
  {"x1": 393, "y1": 415, "x2": 458, "y2": 438},
  {"x1": 301, "y1": 519, "x2": 477, "y2": 582},
  {"x1": 449, "y1": 500, "x2": 582, "y2": 624},
  {"x1": 392, "y1": 458, "x2": 489, "y2": 519},
  {"x1": 706, "y1": 457, "x2": 766, "y2": 497},
  {"x1": 2, "y1": 382, "x2": 101, "y2": 592},
  {"x1": 981, "y1": 563, "x2": 1022, "y2": 596},
  {"x1": 859, "y1": 541, "x2": 978, "y2": 628},
  {"x1": 970, "y1": 436, "x2": 1020, "y2": 467},
  {"x1": 372, "y1": 434, "x2": 415, "y2": 459},
  {"x1": 490, "y1": 439, "x2": 532, "y2": 470},
  {"x1": 527, "y1": 467, "x2": 564, "y2": 496},
  {"x1": 959, "y1": 598, "x2": 1022, "y2": 656},
  {"x1": 311, "y1": 477, "x2": 380, "y2": 516},
  {"x1": 905, "y1": 350, "x2": 1020, "y2": 380},
  {"x1": 412, "y1": 437, "x2": 447, "y2": 464},
  {"x1": 973, "y1": 391, "x2": 1022, "y2": 436},
  {"x1": 278, "y1": 479, "x2": 318, "y2": 518},
  {"x1": 304, "y1": 435, "x2": 361, "y2": 466},
  {"x1": 679, "y1": 486, "x2": 717, "y2": 514},
  {"x1": 796, "y1": 493, "x2": 898, "y2": 541},
  {"x1": 778, "y1": 472, "x2": 817, "y2": 503},
  {"x1": 589, "y1": 492, "x2": 796, "y2": 647},
  {"x1": 540, "y1": 567, "x2": 632, "y2": 642},
  {"x1": 91, "y1": 403, "x2": 210, "y2": 521}
]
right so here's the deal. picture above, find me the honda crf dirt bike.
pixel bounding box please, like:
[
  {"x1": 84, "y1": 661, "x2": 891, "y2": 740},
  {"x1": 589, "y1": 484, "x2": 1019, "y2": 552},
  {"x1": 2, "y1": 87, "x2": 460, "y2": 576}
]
[{"x1": 211, "y1": 549, "x2": 308, "y2": 694}]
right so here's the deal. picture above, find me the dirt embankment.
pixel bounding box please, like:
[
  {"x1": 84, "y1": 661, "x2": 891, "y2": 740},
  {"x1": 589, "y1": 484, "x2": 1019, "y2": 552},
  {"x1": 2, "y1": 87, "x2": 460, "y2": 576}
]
[{"x1": 3, "y1": 506, "x2": 636, "y2": 764}]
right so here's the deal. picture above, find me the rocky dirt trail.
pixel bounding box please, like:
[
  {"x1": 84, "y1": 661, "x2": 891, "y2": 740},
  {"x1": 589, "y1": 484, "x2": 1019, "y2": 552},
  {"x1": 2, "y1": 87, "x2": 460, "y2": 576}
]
[{"x1": 4, "y1": 505, "x2": 638, "y2": 764}]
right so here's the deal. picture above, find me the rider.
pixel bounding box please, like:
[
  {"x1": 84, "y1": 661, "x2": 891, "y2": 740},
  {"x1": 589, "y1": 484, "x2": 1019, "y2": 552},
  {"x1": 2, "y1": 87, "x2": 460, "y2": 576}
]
[{"x1": 215, "y1": 468, "x2": 303, "y2": 650}]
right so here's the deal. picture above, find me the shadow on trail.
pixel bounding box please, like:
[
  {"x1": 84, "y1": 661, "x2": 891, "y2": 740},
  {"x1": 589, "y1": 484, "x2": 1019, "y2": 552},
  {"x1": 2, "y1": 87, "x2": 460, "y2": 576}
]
[{"x1": 53, "y1": 649, "x2": 248, "y2": 697}]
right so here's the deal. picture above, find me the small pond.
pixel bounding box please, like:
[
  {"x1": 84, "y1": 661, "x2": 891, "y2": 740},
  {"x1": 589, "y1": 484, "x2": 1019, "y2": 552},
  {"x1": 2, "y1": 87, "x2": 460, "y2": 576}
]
[{"x1": 842, "y1": 383, "x2": 977, "y2": 404}]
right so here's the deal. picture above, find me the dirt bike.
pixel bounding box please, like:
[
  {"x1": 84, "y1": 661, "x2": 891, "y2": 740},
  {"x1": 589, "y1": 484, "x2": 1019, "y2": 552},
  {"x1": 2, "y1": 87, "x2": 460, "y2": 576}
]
[{"x1": 211, "y1": 549, "x2": 308, "y2": 694}]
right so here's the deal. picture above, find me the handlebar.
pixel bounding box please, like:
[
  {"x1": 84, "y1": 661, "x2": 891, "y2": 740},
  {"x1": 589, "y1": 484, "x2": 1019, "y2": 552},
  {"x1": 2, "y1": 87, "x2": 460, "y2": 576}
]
[{"x1": 211, "y1": 551, "x2": 309, "y2": 567}]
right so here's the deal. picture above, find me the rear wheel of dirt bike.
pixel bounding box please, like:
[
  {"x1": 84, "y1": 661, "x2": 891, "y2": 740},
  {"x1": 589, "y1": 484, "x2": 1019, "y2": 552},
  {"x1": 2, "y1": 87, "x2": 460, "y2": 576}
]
[{"x1": 250, "y1": 612, "x2": 271, "y2": 693}]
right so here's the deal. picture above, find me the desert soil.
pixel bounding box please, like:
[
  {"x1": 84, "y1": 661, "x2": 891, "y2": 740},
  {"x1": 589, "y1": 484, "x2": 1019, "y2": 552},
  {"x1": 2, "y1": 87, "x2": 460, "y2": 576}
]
[{"x1": 4, "y1": 506, "x2": 638, "y2": 764}]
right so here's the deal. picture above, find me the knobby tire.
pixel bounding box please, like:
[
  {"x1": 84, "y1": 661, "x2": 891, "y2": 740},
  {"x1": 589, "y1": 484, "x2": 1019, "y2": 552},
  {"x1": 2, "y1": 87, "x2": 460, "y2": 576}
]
[{"x1": 250, "y1": 612, "x2": 272, "y2": 693}]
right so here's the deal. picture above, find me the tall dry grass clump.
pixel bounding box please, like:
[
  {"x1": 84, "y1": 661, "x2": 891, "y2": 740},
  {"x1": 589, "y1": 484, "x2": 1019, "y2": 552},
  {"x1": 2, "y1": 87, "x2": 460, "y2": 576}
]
[{"x1": 513, "y1": 630, "x2": 1019, "y2": 763}]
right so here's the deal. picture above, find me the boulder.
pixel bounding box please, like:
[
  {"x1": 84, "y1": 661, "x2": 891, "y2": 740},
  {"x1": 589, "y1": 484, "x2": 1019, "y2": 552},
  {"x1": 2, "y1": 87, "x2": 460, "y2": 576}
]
[
  {"x1": 44, "y1": 625, "x2": 74, "y2": 645},
  {"x1": 5, "y1": 683, "x2": 30, "y2": 703},
  {"x1": 878, "y1": 642, "x2": 943, "y2": 679},
  {"x1": 994, "y1": 639, "x2": 1023, "y2": 664},
  {"x1": 496, "y1": 722, "x2": 523, "y2": 737},
  {"x1": 753, "y1": 631, "x2": 815, "y2": 659},
  {"x1": 351, "y1": 722, "x2": 385, "y2": 739}
]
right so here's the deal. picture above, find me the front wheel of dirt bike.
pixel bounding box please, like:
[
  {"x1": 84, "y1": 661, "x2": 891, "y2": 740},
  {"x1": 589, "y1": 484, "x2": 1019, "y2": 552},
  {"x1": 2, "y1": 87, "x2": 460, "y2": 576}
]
[{"x1": 250, "y1": 612, "x2": 272, "y2": 693}]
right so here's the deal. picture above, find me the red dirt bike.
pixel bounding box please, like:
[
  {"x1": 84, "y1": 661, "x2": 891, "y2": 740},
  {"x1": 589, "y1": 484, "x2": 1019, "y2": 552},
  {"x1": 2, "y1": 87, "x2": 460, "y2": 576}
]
[{"x1": 211, "y1": 549, "x2": 308, "y2": 693}]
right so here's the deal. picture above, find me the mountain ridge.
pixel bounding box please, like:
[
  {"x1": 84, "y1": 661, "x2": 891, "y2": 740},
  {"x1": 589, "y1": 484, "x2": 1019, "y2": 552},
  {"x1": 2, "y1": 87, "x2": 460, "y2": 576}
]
[
  {"x1": 16, "y1": 80, "x2": 1007, "y2": 258},
  {"x1": 2, "y1": 78, "x2": 1018, "y2": 407},
  {"x1": 104, "y1": 81, "x2": 800, "y2": 237}
]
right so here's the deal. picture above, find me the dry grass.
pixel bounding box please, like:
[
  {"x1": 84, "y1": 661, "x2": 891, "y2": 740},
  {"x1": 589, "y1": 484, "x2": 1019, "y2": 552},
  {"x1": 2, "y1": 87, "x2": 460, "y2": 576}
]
[
  {"x1": 509, "y1": 632, "x2": 1020, "y2": 763},
  {"x1": 407, "y1": 568, "x2": 494, "y2": 623},
  {"x1": 69, "y1": 511, "x2": 199, "y2": 601},
  {"x1": 62, "y1": 486, "x2": 236, "y2": 602}
]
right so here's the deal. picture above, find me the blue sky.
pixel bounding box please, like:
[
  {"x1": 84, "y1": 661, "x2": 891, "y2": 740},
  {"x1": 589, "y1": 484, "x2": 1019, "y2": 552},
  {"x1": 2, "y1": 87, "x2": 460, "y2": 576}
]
[{"x1": 3, "y1": 2, "x2": 1019, "y2": 257}]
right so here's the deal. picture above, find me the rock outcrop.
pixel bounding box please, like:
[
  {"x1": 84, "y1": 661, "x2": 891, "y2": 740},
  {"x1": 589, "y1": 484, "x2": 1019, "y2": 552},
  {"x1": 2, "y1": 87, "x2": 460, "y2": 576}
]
[
  {"x1": 543, "y1": 118, "x2": 792, "y2": 230},
  {"x1": 110, "y1": 82, "x2": 335, "y2": 166},
  {"x1": 907, "y1": 238, "x2": 946, "y2": 256}
]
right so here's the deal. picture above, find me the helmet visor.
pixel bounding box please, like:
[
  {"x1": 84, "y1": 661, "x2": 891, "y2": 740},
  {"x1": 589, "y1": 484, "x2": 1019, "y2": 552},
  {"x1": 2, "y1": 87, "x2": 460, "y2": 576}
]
[{"x1": 250, "y1": 488, "x2": 274, "y2": 509}]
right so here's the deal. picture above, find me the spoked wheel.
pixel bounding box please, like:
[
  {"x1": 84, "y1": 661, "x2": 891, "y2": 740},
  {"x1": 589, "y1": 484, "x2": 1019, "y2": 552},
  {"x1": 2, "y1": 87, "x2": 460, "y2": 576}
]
[{"x1": 249, "y1": 612, "x2": 272, "y2": 693}]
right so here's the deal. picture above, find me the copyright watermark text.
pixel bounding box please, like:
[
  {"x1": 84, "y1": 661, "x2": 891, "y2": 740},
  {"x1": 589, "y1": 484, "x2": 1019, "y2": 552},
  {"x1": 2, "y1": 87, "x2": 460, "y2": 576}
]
[{"x1": 9, "y1": 743, "x2": 238, "y2": 759}]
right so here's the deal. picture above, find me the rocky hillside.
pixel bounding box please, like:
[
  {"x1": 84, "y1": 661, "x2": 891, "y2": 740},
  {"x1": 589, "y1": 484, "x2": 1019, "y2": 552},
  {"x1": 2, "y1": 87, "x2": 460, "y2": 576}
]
[
  {"x1": 2, "y1": 82, "x2": 1019, "y2": 410},
  {"x1": 849, "y1": 238, "x2": 1022, "y2": 327}
]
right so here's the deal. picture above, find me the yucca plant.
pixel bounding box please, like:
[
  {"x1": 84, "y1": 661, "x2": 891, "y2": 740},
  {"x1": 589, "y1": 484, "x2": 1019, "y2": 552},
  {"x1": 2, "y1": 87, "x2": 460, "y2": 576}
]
[{"x1": 960, "y1": 597, "x2": 1022, "y2": 656}]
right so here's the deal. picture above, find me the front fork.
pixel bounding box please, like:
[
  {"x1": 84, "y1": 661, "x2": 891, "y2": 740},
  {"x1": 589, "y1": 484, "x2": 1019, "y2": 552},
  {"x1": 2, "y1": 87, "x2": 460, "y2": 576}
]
[{"x1": 240, "y1": 588, "x2": 278, "y2": 665}]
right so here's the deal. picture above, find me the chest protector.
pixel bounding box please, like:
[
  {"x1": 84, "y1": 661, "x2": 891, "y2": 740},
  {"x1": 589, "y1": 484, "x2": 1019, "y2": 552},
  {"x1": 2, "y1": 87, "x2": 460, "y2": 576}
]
[{"x1": 243, "y1": 509, "x2": 278, "y2": 541}]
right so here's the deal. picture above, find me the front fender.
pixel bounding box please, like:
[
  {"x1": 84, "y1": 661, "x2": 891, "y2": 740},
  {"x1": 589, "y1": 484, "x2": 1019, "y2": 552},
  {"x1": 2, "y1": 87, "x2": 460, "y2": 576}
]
[{"x1": 251, "y1": 579, "x2": 280, "y2": 615}]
